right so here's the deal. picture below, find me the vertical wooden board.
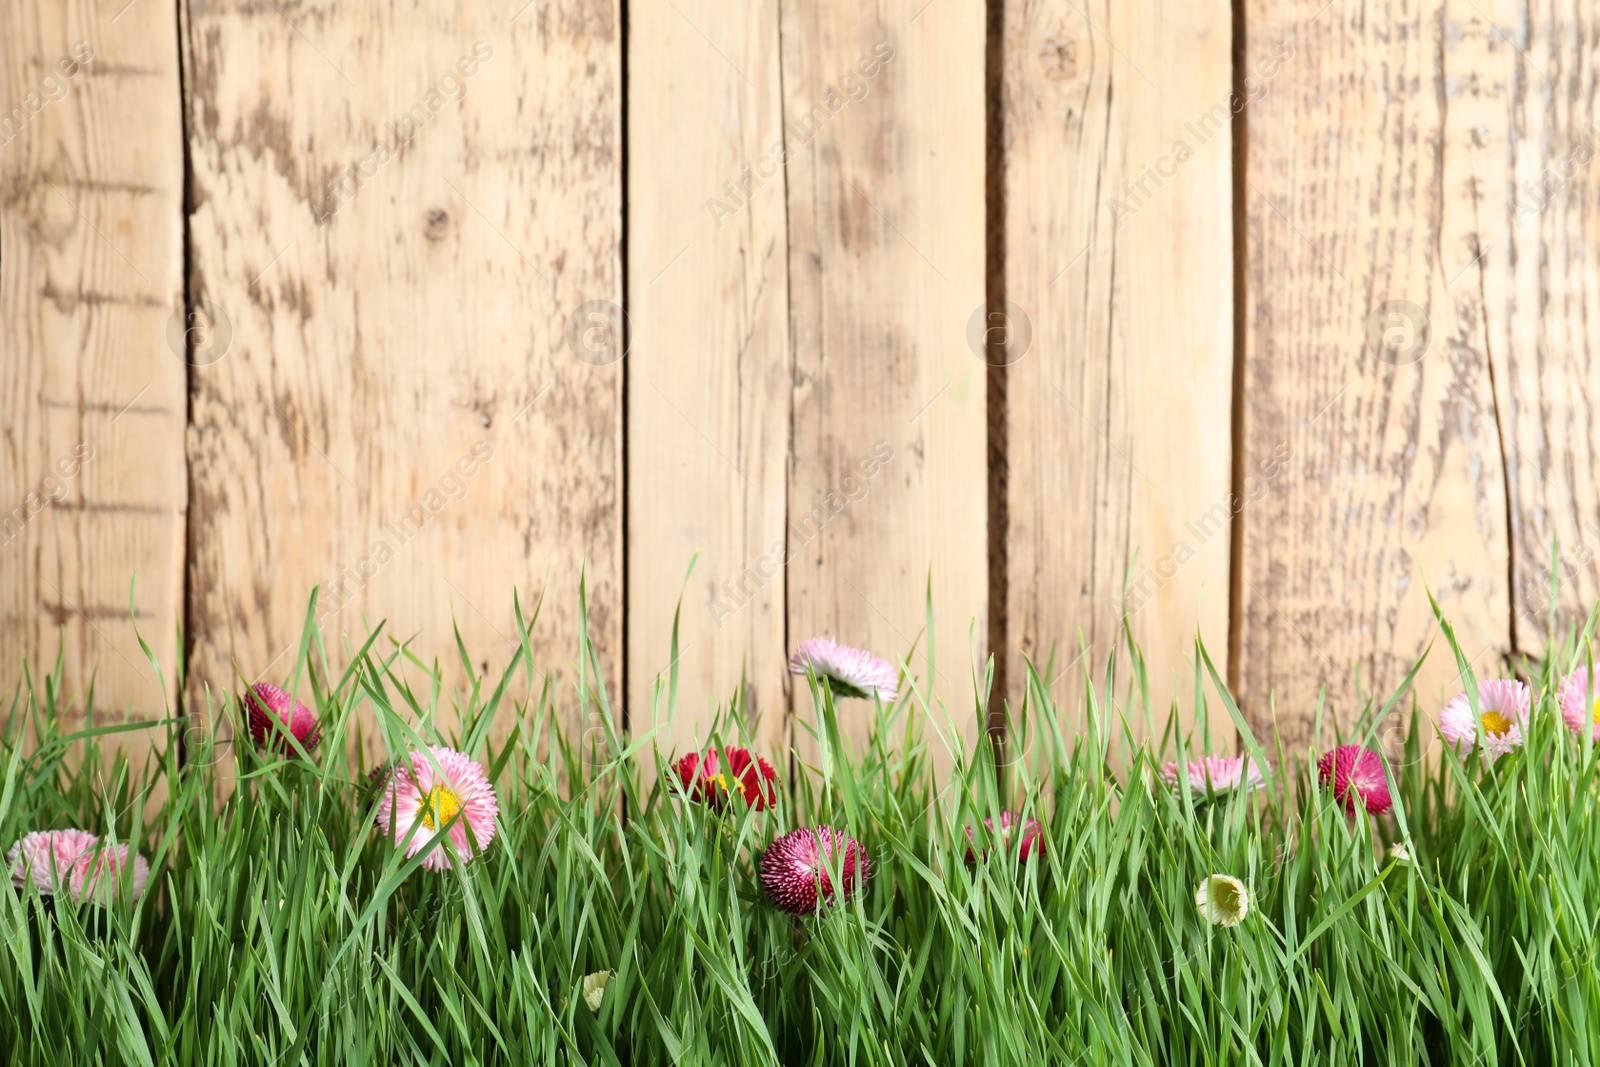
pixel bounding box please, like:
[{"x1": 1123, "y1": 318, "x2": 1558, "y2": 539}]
[
  {"x1": 1, "y1": 3, "x2": 185, "y2": 751},
  {"x1": 1463, "y1": 0, "x2": 1600, "y2": 657},
  {"x1": 1001, "y1": 0, "x2": 1234, "y2": 735},
  {"x1": 183, "y1": 1, "x2": 621, "y2": 754},
  {"x1": 1237, "y1": 0, "x2": 1512, "y2": 749},
  {"x1": 782, "y1": 1, "x2": 987, "y2": 765},
  {"x1": 625, "y1": 1, "x2": 791, "y2": 766}
]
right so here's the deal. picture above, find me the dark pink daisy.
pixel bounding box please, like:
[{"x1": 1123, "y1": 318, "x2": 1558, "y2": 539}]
[
  {"x1": 1317, "y1": 744, "x2": 1392, "y2": 816},
  {"x1": 760, "y1": 827, "x2": 870, "y2": 914},
  {"x1": 964, "y1": 811, "x2": 1043, "y2": 862},
  {"x1": 245, "y1": 683, "x2": 321, "y2": 754},
  {"x1": 675, "y1": 746, "x2": 779, "y2": 811}
]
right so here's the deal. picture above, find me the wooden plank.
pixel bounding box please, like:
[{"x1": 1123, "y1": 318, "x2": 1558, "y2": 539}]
[
  {"x1": 1, "y1": 4, "x2": 185, "y2": 751},
  {"x1": 781, "y1": 1, "x2": 987, "y2": 764},
  {"x1": 1236, "y1": 0, "x2": 1512, "y2": 748},
  {"x1": 1465, "y1": 0, "x2": 1600, "y2": 656},
  {"x1": 1000, "y1": 0, "x2": 1235, "y2": 734},
  {"x1": 625, "y1": 1, "x2": 791, "y2": 759},
  {"x1": 182, "y1": 1, "x2": 621, "y2": 753}
]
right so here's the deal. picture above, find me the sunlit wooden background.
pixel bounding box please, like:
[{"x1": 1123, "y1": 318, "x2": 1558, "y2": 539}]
[{"x1": 3, "y1": 0, "x2": 1597, "y2": 768}]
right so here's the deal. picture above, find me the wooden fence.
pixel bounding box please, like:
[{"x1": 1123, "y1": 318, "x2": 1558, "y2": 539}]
[{"x1": 3, "y1": 0, "x2": 1596, "y2": 764}]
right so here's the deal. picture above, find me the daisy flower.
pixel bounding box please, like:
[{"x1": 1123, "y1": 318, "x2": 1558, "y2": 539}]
[
  {"x1": 1195, "y1": 874, "x2": 1249, "y2": 927},
  {"x1": 964, "y1": 810, "x2": 1043, "y2": 862},
  {"x1": 1160, "y1": 754, "x2": 1267, "y2": 797},
  {"x1": 1438, "y1": 678, "x2": 1531, "y2": 760},
  {"x1": 70, "y1": 842, "x2": 152, "y2": 905},
  {"x1": 1316, "y1": 744, "x2": 1393, "y2": 816},
  {"x1": 1557, "y1": 666, "x2": 1600, "y2": 742},
  {"x1": 245, "y1": 682, "x2": 321, "y2": 754},
  {"x1": 374, "y1": 746, "x2": 500, "y2": 871},
  {"x1": 760, "y1": 827, "x2": 870, "y2": 914},
  {"x1": 8, "y1": 829, "x2": 100, "y2": 894},
  {"x1": 675, "y1": 746, "x2": 779, "y2": 811},
  {"x1": 788, "y1": 638, "x2": 899, "y2": 702},
  {"x1": 1387, "y1": 843, "x2": 1412, "y2": 865},
  {"x1": 581, "y1": 971, "x2": 613, "y2": 1012}
]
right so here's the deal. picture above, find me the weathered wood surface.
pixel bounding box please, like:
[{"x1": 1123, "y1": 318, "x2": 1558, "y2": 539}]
[
  {"x1": 1235, "y1": 0, "x2": 1512, "y2": 747},
  {"x1": 1000, "y1": 0, "x2": 1235, "y2": 733},
  {"x1": 1467, "y1": 0, "x2": 1600, "y2": 659},
  {"x1": 181, "y1": 0, "x2": 622, "y2": 749},
  {"x1": 781, "y1": 0, "x2": 988, "y2": 764},
  {"x1": 1, "y1": 2, "x2": 186, "y2": 754},
  {"x1": 625, "y1": 0, "x2": 792, "y2": 762}
]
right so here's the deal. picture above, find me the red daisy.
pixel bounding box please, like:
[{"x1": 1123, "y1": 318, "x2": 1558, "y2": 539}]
[
  {"x1": 1317, "y1": 744, "x2": 1392, "y2": 816},
  {"x1": 675, "y1": 746, "x2": 779, "y2": 811},
  {"x1": 964, "y1": 810, "x2": 1043, "y2": 862},
  {"x1": 245, "y1": 683, "x2": 321, "y2": 754},
  {"x1": 760, "y1": 827, "x2": 870, "y2": 914}
]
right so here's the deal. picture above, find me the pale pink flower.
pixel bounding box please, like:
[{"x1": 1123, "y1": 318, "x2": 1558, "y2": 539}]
[
  {"x1": 7, "y1": 829, "x2": 100, "y2": 894},
  {"x1": 373, "y1": 746, "x2": 500, "y2": 871},
  {"x1": 1439, "y1": 679, "x2": 1531, "y2": 761},
  {"x1": 788, "y1": 637, "x2": 899, "y2": 701},
  {"x1": 1557, "y1": 666, "x2": 1600, "y2": 742},
  {"x1": 69, "y1": 843, "x2": 152, "y2": 905},
  {"x1": 1160, "y1": 754, "x2": 1267, "y2": 797}
]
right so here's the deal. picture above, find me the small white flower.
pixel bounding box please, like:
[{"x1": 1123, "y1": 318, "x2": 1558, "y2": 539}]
[
  {"x1": 1195, "y1": 875, "x2": 1250, "y2": 928},
  {"x1": 581, "y1": 970, "x2": 613, "y2": 1012},
  {"x1": 1387, "y1": 843, "x2": 1412, "y2": 865}
]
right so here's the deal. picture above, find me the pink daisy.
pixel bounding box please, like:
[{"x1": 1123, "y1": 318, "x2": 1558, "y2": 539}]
[
  {"x1": 1160, "y1": 754, "x2": 1268, "y2": 797},
  {"x1": 964, "y1": 811, "x2": 1043, "y2": 862},
  {"x1": 1438, "y1": 678, "x2": 1531, "y2": 760},
  {"x1": 69, "y1": 842, "x2": 152, "y2": 905},
  {"x1": 245, "y1": 683, "x2": 321, "y2": 754},
  {"x1": 788, "y1": 637, "x2": 899, "y2": 701},
  {"x1": 374, "y1": 746, "x2": 499, "y2": 871},
  {"x1": 1557, "y1": 666, "x2": 1600, "y2": 742},
  {"x1": 8, "y1": 829, "x2": 100, "y2": 894},
  {"x1": 1317, "y1": 744, "x2": 1393, "y2": 816},
  {"x1": 760, "y1": 827, "x2": 870, "y2": 914}
]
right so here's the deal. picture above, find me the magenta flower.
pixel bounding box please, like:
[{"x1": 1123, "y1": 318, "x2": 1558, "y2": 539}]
[
  {"x1": 1317, "y1": 745, "x2": 1392, "y2": 816},
  {"x1": 1438, "y1": 678, "x2": 1530, "y2": 761},
  {"x1": 373, "y1": 746, "x2": 500, "y2": 871},
  {"x1": 964, "y1": 811, "x2": 1043, "y2": 862},
  {"x1": 8, "y1": 829, "x2": 100, "y2": 894},
  {"x1": 788, "y1": 637, "x2": 899, "y2": 701},
  {"x1": 1160, "y1": 754, "x2": 1267, "y2": 797},
  {"x1": 69, "y1": 843, "x2": 151, "y2": 905},
  {"x1": 1557, "y1": 666, "x2": 1600, "y2": 742},
  {"x1": 760, "y1": 827, "x2": 870, "y2": 914},
  {"x1": 245, "y1": 683, "x2": 321, "y2": 754}
]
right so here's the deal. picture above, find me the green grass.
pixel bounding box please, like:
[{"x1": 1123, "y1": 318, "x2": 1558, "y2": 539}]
[{"x1": 3, "y1": 581, "x2": 1600, "y2": 1066}]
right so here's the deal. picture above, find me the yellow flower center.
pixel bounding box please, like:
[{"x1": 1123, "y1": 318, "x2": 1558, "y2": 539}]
[
  {"x1": 418, "y1": 783, "x2": 462, "y2": 831},
  {"x1": 1480, "y1": 711, "x2": 1513, "y2": 737},
  {"x1": 1591, "y1": 697, "x2": 1600, "y2": 725}
]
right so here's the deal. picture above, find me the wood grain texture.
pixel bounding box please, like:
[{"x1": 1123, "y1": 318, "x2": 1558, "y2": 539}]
[
  {"x1": 182, "y1": 1, "x2": 621, "y2": 748},
  {"x1": 1237, "y1": 0, "x2": 1512, "y2": 747},
  {"x1": 1000, "y1": 0, "x2": 1234, "y2": 729},
  {"x1": 1462, "y1": 0, "x2": 1600, "y2": 657},
  {"x1": 1, "y1": 3, "x2": 185, "y2": 744},
  {"x1": 625, "y1": 0, "x2": 791, "y2": 763},
  {"x1": 781, "y1": 1, "x2": 987, "y2": 764}
]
